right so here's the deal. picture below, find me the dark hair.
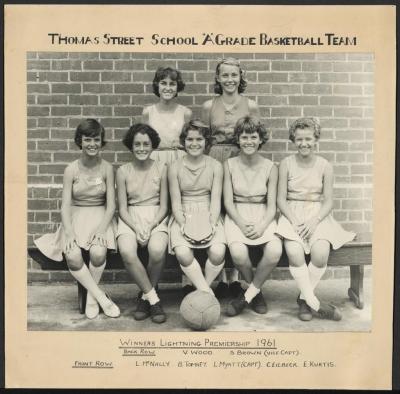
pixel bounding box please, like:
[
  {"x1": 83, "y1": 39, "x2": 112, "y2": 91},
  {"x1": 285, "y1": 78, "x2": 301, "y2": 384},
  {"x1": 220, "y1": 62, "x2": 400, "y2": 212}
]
[
  {"x1": 289, "y1": 117, "x2": 321, "y2": 142},
  {"x1": 122, "y1": 123, "x2": 161, "y2": 151},
  {"x1": 179, "y1": 119, "x2": 212, "y2": 149},
  {"x1": 214, "y1": 58, "x2": 247, "y2": 95},
  {"x1": 233, "y1": 116, "x2": 269, "y2": 149},
  {"x1": 74, "y1": 119, "x2": 106, "y2": 149},
  {"x1": 152, "y1": 67, "x2": 185, "y2": 97}
]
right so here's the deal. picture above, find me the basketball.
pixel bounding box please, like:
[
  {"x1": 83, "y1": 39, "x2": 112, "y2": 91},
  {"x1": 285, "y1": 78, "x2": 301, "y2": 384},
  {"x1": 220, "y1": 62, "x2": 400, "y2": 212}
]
[{"x1": 180, "y1": 290, "x2": 220, "y2": 331}]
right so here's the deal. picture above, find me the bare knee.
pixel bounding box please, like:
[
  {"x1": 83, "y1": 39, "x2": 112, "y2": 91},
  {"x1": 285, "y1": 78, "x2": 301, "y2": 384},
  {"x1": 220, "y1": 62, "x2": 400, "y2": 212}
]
[
  {"x1": 229, "y1": 243, "x2": 249, "y2": 266},
  {"x1": 284, "y1": 241, "x2": 306, "y2": 267},
  {"x1": 148, "y1": 237, "x2": 168, "y2": 263},
  {"x1": 175, "y1": 247, "x2": 194, "y2": 267},
  {"x1": 65, "y1": 246, "x2": 84, "y2": 271},
  {"x1": 311, "y1": 241, "x2": 330, "y2": 267},
  {"x1": 208, "y1": 244, "x2": 226, "y2": 265},
  {"x1": 89, "y1": 246, "x2": 107, "y2": 266},
  {"x1": 264, "y1": 240, "x2": 282, "y2": 265}
]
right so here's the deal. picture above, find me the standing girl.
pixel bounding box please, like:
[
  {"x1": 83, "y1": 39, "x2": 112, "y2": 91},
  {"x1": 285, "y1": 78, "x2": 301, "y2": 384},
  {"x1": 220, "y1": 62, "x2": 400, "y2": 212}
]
[
  {"x1": 276, "y1": 118, "x2": 355, "y2": 321},
  {"x1": 168, "y1": 120, "x2": 226, "y2": 295},
  {"x1": 116, "y1": 124, "x2": 169, "y2": 324},
  {"x1": 142, "y1": 66, "x2": 192, "y2": 167},
  {"x1": 34, "y1": 119, "x2": 120, "y2": 319},
  {"x1": 202, "y1": 58, "x2": 261, "y2": 298},
  {"x1": 223, "y1": 116, "x2": 282, "y2": 316}
]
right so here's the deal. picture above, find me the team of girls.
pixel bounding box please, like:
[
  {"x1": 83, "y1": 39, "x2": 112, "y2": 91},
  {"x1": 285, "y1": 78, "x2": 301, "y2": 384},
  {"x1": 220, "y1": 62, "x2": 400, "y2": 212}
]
[{"x1": 35, "y1": 114, "x2": 354, "y2": 324}]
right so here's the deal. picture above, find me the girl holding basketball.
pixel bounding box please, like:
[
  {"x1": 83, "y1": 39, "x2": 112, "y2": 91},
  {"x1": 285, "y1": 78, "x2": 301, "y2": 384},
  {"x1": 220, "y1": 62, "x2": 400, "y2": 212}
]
[
  {"x1": 223, "y1": 116, "x2": 282, "y2": 317},
  {"x1": 34, "y1": 119, "x2": 120, "y2": 319},
  {"x1": 201, "y1": 58, "x2": 261, "y2": 298},
  {"x1": 168, "y1": 120, "x2": 226, "y2": 295},
  {"x1": 142, "y1": 66, "x2": 192, "y2": 167},
  {"x1": 276, "y1": 118, "x2": 355, "y2": 321},
  {"x1": 116, "y1": 124, "x2": 169, "y2": 324}
]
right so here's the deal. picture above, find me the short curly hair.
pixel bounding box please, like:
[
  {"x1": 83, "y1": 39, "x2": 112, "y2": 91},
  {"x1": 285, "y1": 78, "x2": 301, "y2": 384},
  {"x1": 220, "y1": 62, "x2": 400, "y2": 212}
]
[
  {"x1": 233, "y1": 116, "x2": 269, "y2": 149},
  {"x1": 122, "y1": 123, "x2": 161, "y2": 151},
  {"x1": 214, "y1": 58, "x2": 247, "y2": 95},
  {"x1": 152, "y1": 67, "x2": 186, "y2": 97},
  {"x1": 179, "y1": 119, "x2": 212, "y2": 149},
  {"x1": 288, "y1": 117, "x2": 321, "y2": 142},
  {"x1": 74, "y1": 119, "x2": 106, "y2": 149}
]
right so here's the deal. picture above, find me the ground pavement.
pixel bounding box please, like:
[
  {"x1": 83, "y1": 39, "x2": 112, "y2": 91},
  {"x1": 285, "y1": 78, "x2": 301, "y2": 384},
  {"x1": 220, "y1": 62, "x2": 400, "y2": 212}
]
[{"x1": 28, "y1": 277, "x2": 371, "y2": 332}]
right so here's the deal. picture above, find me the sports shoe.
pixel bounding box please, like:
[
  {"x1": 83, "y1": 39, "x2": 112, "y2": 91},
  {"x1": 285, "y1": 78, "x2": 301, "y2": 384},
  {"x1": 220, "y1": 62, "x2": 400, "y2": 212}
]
[
  {"x1": 150, "y1": 302, "x2": 167, "y2": 324},
  {"x1": 101, "y1": 294, "x2": 121, "y2": 318},
  {"x1": 250, "y1": 292, "x2": 268, "y2": 314},
  {"x1": 316, "y1": 302, "x2": 342, "y2": 321},
  {"x1": 226, "y1": 292, "x2": 248, "y2": 317},
  {"x1": 214, "y1": 282, "x2": 230, "y2": 299},
  {"x1": 133, "y1": 297, "x2": 150, "y2": 321},
  {"x1": 229, "y1": 281, "x2": 243, "y2": 298},
  {"x1": 85, "y1": 300, "x2": 100, "y2": 319},
  {"x1": 182, "y1": 284, "x2": 196, "y2": 297},
  {"x1": 297, "y1": 300, "x2": 313, "y2": 321}
]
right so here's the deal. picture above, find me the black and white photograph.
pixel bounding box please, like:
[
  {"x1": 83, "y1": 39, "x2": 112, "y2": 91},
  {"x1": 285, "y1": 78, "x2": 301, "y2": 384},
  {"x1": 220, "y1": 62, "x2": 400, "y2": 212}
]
[
  {"x1": 4, "y1": 4, "x2": 395, "y2": 390},
  {"x1": 27, "y1": 51, "x2": 373, "y2": 332}
]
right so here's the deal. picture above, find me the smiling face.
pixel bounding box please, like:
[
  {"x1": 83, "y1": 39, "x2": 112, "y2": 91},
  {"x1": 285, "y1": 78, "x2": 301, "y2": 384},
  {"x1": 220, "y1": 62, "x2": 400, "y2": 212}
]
[
  {"x1": 184, "y1": 129, "x2": 206, "y2": 157},
  {"x1": 158, "y1": 76, "x2": 178, "y2": 101},
  {"x1": 217, "y1": 64, "x2": 241, "y2": 95},
  {"x1": 81, "y1": 135, "x2": 102, "y2": 157},
  {"x1": 238, "y1": 131, "x2": 261, "y2": 156},
  {"x1": 132, "y1": 132, "x2": 153, "y2": 161},
  {"x1": 293, "y1": 127, "x2": 317, "y2": 157}
]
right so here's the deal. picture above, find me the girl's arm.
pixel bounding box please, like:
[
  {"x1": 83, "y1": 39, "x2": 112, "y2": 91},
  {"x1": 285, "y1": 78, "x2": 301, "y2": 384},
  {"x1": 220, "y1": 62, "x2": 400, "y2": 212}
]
[
  {"x1": 209, "y1": 160, "x2": 223, "y2": 228},
  {"x1": 299, "y1": 161, "x2": 334, "y2": 239},
  {"x1": 248, "y1": 98, "x2": 261, "y2": 119},
  {"x1": 277, "y1": 159, "x2": 300, "y2": 225},
  {"x1": 247, "y1": 164, "x2": 278, "y2": 239},
  {"x1": 149, "y1": 165, "x2": 169, "y2": 230},
  {"x1": 223, "y1": 161, "x2": 252, "y2": 236},
  {"x1": 116, "y1": 167, "x2": 140, "y2": 234},
  {"x1": 183, "y1": 107, "x2": 193, "y2": 123},
  {"x1": 141, "y1": 106, "x2": 150, "y2": 124},
  {"x1": 168, "y1": 162, "x2": 185, "y2": 230},
  {"x1": 61, "y1": 164, "x2": 77, "y2": 253},
  {"x1": 91, "y1": 162, "x2": 116, "y2": 246},
  {"x1": 201, "y1": 100, "x2": 212, "y2": 125}
]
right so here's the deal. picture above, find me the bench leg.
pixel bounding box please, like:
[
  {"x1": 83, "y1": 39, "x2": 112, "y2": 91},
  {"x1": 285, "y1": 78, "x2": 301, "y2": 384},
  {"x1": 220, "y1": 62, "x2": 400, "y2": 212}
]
[
  {"x1": 348, "y1": 265, "x2": 364, "y2": 309},
  {"x1": 77, "y1": 282, "x2": 87, "y2": 314}
]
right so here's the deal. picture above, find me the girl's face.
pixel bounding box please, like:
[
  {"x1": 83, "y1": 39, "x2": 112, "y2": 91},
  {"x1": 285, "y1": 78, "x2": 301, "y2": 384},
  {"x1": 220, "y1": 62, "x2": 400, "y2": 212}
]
[
  {"x1": 293, "y1": 127, "x2": 317, "y2": 157},
  {"x1": 158, "y1": 76, "x2": 178, "y2": 101},
  {"x1": 217, "y1": 64, "x2": 241, "y2": 95},
  {"x1": 238, "y1": 131, "x2": 261, "y2": 156},
  {"x1": 81, "y1": 134, "x2": 102, "y2": 157},
  {"x1": 132, "y1": 132, "x2": 153, "y2": 161},
  {"x1": 184, "y1": 129, "x2": 206, "y2": 157}
]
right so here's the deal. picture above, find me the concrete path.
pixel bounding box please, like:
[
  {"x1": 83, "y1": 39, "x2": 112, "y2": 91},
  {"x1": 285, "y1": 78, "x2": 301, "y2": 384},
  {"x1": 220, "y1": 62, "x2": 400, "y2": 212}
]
[{"x1": 28, "y1": 277, "x2": 371, "y2": 332}]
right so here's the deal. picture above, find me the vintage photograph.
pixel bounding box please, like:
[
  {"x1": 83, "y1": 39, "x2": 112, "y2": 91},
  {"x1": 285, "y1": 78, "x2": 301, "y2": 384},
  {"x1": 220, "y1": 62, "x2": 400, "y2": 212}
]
[{"x1": 27, "y1": 51, "x2": 373, "y2": 332}]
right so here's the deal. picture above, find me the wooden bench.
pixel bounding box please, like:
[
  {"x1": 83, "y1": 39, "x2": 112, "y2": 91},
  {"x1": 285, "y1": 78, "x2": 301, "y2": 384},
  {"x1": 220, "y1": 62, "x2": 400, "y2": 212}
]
[{"x1": 28, "y1": 241, "x2": 371, "y2": 313}]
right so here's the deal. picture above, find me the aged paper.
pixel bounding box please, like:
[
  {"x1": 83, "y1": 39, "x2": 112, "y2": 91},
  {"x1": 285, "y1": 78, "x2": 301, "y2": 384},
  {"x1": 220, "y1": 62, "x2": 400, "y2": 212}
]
[{"x1": 4, "y1": 4, "x2": 395, "y2": 389}]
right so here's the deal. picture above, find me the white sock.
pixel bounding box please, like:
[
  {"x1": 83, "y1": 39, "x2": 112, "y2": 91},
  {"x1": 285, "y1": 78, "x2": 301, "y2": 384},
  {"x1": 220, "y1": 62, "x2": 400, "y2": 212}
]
[
  {"x1": 244, "y1": 282, "x2": 260, "y2": 303},
  {"x1": 182, "y1": 275, "x2": 193, "y2": 287},
  {"x1": 229, "y1": 268, "x2": 239, "y2": 283},
  {"x1": 180, "y1": 259, "x2": 213, "y2": 294},
  {"x1": 87, "y1": 262, "x2": 106, "y2": 306},
  {"x1": 218, "y1": 269, "x2": 228, "y2": 283},
  {"x1": 69, "y1": 264, "x2": 107, "y2": 305},
  {"x1": 144, "y1": 287, "x2": 160, "y2": 306},
  {"x1": 308, "y1": 262, "x2": 327, "y2": 288},
  {"x1": 299, "y1": 262, "x2": 327, "y2": 300},
  {"x1": 289, "y1": 265, "x2": 320, "y2": 311},
  {"x1": 205, "y1": 259, "x2": 224, "y2": 286}
]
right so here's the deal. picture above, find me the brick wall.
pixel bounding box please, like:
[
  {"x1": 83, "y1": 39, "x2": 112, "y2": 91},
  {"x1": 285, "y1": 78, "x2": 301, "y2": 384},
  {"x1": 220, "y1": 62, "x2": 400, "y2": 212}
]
[{"x1": 27, "y1": 52, "x2": 373, "y2": 270}]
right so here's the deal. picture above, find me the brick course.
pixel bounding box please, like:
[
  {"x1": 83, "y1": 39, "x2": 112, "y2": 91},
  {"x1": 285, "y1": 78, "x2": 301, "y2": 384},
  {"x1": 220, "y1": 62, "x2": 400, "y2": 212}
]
[{"x1": 27, "y1": 52, "x2": 374, "y2": 270}]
